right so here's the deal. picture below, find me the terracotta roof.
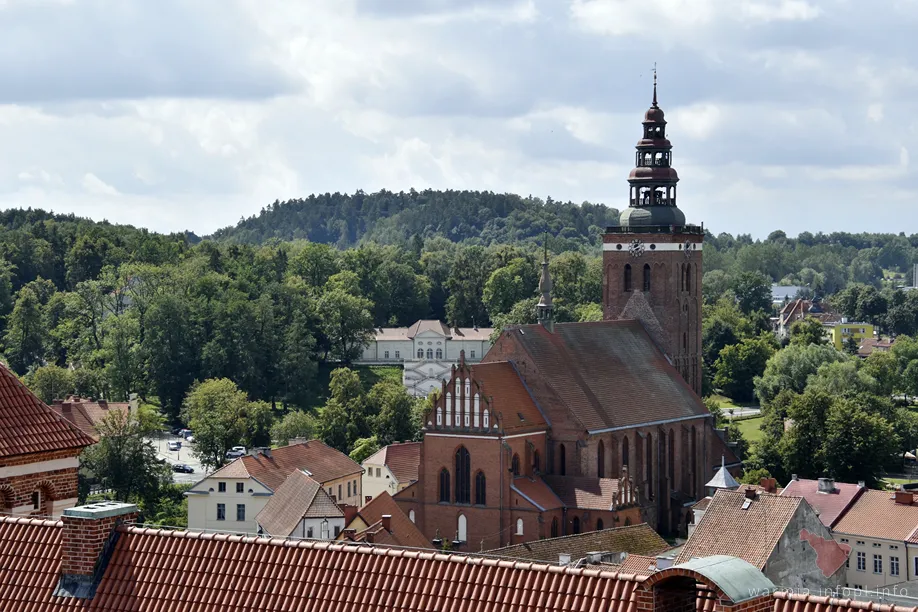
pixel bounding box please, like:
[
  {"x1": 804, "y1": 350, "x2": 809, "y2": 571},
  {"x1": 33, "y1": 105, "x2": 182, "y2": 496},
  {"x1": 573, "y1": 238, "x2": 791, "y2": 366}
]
[
  {"x1": 692, "y1": 497, "x2": 712, "y2": 511},
  {"x1": 780, "y1": 479, "x2": 865, "y2": 528},
  {"x1": 511, "y1": 477, "x2": 565, "y2": 511},
  {"x1": 473, "y1": 361, "x2": 547, "y2": 432},
  {"x1": 834, "y1": 489, "x2": 918, "y2": 541},
  {"x1": 207, "y1": 440, "x2": 362, "y2": 491},
  {"x1": 363, "y1": 442, "x2": 420, "y2": 484},
  {"x1": 50, "y1": 397, "x2": 130, "y2": 441},
  {"x1": 0, "y1": 514, "x2": 645, "y2": 611},
  {"x1": 544, "y1": 475, "x2": 623, "y2": 511},
  {"x1": 255, "y1": 470, "x2": 343, "y2": 537},
  {"x1": 0, "y1": 364, "x2": 95, "y2": 458},
  {"x1": 496, "y1": 321, "x2": 709, "y2": 432},
  {"x1": 489, "y1": 523, "x2": 670, "y2": 563},
  {"x1": 348, "y1": 491, "x2": 430, "y2": 549},
  {"x1": 604, "y1": 554, "x2": 661, "y2": 575},
  {"x1": 676, "y1": 489, "x2": 803, "y2": 569},
  {"x1": 774, "y1": 590, "x2": 918, "y2": 612}
]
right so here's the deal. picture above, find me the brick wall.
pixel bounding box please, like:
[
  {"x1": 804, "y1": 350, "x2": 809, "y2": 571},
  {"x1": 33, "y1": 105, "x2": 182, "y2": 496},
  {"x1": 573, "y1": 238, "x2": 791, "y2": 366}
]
[
  {"x1": 0, "y1": 448, "x2": 82, "y2": 514},
  {"x1": 60, "y1": 511, "x2": 137, "y2": 576}
]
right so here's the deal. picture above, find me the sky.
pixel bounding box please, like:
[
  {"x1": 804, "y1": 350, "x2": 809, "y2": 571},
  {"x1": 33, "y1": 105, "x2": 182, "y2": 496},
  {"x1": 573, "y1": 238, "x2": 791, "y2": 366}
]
[{"x1": 0, "y1": 0, "x2": 915, "y2": 238}]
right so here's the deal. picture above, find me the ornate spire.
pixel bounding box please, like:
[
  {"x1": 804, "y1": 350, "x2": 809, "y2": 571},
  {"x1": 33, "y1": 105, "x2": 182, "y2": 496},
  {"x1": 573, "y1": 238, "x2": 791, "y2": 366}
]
[
  {"x1": 652, "y1": 62, "x2": 658, "y2": 106},
  {"x1": 536, "y1": 233, "x2": 554, "y2": 332}
]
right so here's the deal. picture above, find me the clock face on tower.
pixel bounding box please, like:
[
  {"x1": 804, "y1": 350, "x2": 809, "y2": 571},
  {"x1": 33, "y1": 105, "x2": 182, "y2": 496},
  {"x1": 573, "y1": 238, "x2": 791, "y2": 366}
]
[
  {"x1": 684, "y1": 240, "x2": 693, "y2": 258},
  {"x1": 629, "y1": 239, "x2": 645, "y2": 258}
]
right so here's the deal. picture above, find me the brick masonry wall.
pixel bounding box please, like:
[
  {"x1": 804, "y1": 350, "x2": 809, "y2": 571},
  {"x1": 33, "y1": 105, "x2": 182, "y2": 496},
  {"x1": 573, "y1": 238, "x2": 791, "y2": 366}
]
[
  {"x1": 0, "y1": 447, "x2": 81, "y2": 467},
  {"x1": 0, "y1": 447, "x2": 83, "y2": 514},
  {"x1": 60, "y1": 512, "x2": 137, "y2": 576}
]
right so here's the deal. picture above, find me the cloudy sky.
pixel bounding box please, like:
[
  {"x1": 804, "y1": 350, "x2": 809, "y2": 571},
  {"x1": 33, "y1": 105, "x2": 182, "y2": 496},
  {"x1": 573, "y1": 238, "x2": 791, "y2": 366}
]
[{"x1": 0, "y1": 0, "x2": 914, "y2": 238}]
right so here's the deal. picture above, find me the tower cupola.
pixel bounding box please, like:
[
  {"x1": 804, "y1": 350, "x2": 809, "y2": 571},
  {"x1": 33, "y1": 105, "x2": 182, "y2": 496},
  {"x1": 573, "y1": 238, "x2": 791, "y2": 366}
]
[{"x1": 619, "y1": 70, "x2": 685, "y2": 228}]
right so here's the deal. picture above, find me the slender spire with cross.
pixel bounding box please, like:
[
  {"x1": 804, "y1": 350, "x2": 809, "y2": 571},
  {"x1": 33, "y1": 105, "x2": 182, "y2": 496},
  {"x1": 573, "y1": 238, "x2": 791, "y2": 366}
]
[
  {"x1": 536, "y1": 232, "x2": 554, "y2": 332},
  {"x1": 652, "y1": 62, "x2": 658, "y2": 106}
]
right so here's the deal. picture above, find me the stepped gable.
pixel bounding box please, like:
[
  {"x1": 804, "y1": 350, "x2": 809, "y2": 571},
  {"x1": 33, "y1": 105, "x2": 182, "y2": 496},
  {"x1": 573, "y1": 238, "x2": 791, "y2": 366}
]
[
  {"x1": 494, "y1": 320, "x2": 708, "y2": 432},
  {"x1": 0, "y1": 363, "x2": 95, "y2": 458}
]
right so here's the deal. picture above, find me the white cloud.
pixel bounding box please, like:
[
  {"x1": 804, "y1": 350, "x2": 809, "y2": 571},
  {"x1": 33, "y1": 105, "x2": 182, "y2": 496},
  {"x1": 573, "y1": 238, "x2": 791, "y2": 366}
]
[{"x1": 81, "y1": 173, "x2": 119, "y2": 196}]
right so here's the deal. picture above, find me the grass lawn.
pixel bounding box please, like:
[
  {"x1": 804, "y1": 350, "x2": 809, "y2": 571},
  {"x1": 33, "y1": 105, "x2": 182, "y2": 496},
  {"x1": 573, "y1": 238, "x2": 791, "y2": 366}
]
[
  {"x1": 734, "y1": 416, "x2": 764, "y2": 444},
  {"x1": 882, "y1": 477, "x2": 918, "y2": 487},
  {"x1": 709, "y1": 394, "x2": 759, "y2": 409}
]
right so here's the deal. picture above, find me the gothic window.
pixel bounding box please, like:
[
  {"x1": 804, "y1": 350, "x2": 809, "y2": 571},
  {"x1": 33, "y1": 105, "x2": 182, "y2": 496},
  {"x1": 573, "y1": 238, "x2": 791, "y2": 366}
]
[
  {"x1": 417, "y1": 349, "x2": 424, "y2": 358},
  {"x1": 691, "y1": 426, "x2": 698, "y2": 497},
  {"x1": 646, "y1": 433, "x2": 654, "y2": 500},
  {"x1": 597, "y1": 440, "x2": 605, "y2": 478},
  {"x1": 559, "y1": 444, "x2": 566, "y2": 476},
  {"x1": 436, "y1": 406, "x2": 442, "y2": 426},
  {"x1": 475, "y1": 471, "x2": 486, "y2": 505},
  {"x1": 596, "y1": 518, "x2": 604, "y2": 530},
  {"x1": 436, "y1": 348, "x2": 443, "y2": 359},
  {"x1": 427, "y1": 349, "x2": 433, "y2": 360},
  {"x1": 473, "y1": 394, "x2": 480, "y2": 428},
  {"x1": 669, "y1": 429, "x2": 675, "y2": 483},
  {"x1": 551, "y1": 517, "x2": 559, "y2": 538},
  {"x1": 483, "y1": 410, "x2": 490, "y2": 429},
  {"x1": 409, "y1": 510, "x2": 416, "y2": 523},
  {"x1": 458, "y1": 514, "x2": 467, "y2": 541},
  {"x1": 684, "y1": 264, "x2": 691, "y2": 293},
  {"x1": 516, "y1": 519, "x2": 524, "y2": 536},
  {"x1": 572, "y1": 517, "x2": 581, "y2": 534},
  {"x1": 445, "y1": 393, "x2": 452, "y2": 426},
  {"x1": 643, "y1": 264, "x2": 651, "y2": 292},
  {"x1": 511, "y1": 454, "x2": 520, "y2": 476},
  {"x1": 624, "y1": 265, "x2": 632, "y2": 292},
  {"x1": 439, "y1": 468, "x2": 450, "y2": 503},
  {"x1": 533, "y1": 450, "x2": 541, "y2": 473},
  {"x1": 455, "y1": 447, "x2": 471, "y2": 504},
  {"x1": 622, "y1": 436, "x2": 629, "y2": 467}
]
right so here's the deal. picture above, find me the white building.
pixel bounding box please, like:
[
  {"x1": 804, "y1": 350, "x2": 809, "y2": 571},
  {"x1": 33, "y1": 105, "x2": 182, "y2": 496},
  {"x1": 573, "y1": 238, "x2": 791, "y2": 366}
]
[
  {"x1": 255, "y1": 469, "x2": 346, "y2": 539},
  {"x1": 361, "y1": 442, "x2": 420, "y2": 501},
  {"x1": 185, "y1": 441, "x2": 363, "y2": 534},
  {"x1": 357, "y1": 320, "x2": 493, "y2": 397}
]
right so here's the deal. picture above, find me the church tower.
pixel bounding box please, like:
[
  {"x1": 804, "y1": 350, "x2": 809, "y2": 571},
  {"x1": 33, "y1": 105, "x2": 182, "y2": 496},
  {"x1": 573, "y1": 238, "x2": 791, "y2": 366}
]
[{"x1": 602, "y1": 75, "x2": 704, "y2": 395}]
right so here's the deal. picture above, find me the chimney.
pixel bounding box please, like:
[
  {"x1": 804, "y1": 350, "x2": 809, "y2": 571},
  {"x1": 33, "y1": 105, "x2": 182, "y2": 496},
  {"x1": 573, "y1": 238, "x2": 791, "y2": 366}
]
[
  {"x1": 341, "y1": 528, "x2": 357, "y2": 541},
  {"x1": 341, "y1": 504, "x2": 358, "y2": 525},
  {"x1": 381, "y1": 514, "x2": 392, "y2": 532},
  {"x1": 817, "y1": 477, "x2": 835, "y2": 494},
  {"x1": 744, "y1": 487, "x2": 757, "y2": 500},
  {"x1": 895, "y1": 491, "x2": 914, "y2": 505},
  {"x1": 858, "y1": 481, "x2": 866, "y2": 488},
  {"x1": 791, "y1": 474, "x2": 798, "y2": 481},
  {"x1": 289, "y1": 437, "x2": 310, "y2": 446},
  {"x1": 55, "y1": 501, "x2": 138, "y2": 598},
  {"x1": 759, "y1": 477, "x2": 778, "y2": 494},
  {"x1": 559, "y1": 553, "x2": 572, "y2": 565},
  {"x1": 253, "y1": 447, "x2": 272, "y2": 458},
  {"x1": 365, "y1": 531, "x2": 374, "y2": 544}
]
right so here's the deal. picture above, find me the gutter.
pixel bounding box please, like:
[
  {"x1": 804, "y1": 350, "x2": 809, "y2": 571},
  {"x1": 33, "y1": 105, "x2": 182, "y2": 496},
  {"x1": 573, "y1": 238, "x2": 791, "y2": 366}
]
[{"x1": 588, "y1": 413, "x2": 711, "y2": 435}]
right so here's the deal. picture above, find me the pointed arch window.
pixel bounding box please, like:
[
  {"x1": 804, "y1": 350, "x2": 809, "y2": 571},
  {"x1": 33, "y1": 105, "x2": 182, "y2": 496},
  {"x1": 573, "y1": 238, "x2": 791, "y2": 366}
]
[
  {"x1": 572, "y1": 516, "x2": 581, "y2": 534},
  {"x1": 596, "y1": 518, "x2": 604, "y2": 530},
  {"x1": 457, "y1": 514, "x2": 467, "y2": 542},
  {"x1": 551, "y1": 517, "x2": 560, "y2": 538},
  {"x1": 624, "y1": 264, "x2": 632, "y2": 292},
  {"x1": 455, "y1": 447, "x2": 471, "y2": 504},
  {"x1": 436, "y1": 406, "x2": 442, "y2": 426},
  {"x1": 438, "y1": 468, "x2": 450, "y2": 503},
  {"x1": 622, "y1": 437, "x2": 629, "y2": 467},
  {"x1": 475, "y1": 471, "x2": 486, "y2": 505},
  {"x1": 516, "y1": 518, "x2": 524, "y2": 536},
  {"x1": 559, "y1": 444, "x2": 566, "y2": 476},
  {"x1": 511, "y1": 454, "x2": 520, "y2": 476},
  {"x1": 646, "y1": 433, "x2": 654, "y2": 501},
  {"x1": 684, "y1": 264, "x2": 691, "y2": 293},
  {"x1": 643, "y1": 264, "x2": 651, "y2": 292},
  {"x1": 483, "y1": 409, "x2": 490, "y2": 429},
  {"x1": 533, "y1": 450, "x2": 541, "y2": 473}
]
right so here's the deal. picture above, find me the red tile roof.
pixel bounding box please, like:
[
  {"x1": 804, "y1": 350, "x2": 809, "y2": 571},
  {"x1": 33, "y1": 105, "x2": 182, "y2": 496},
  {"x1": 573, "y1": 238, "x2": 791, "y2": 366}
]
[
  {"x1": 207, "y1": 440, "x2": 362, "y2": 491},
  {"x1": 834, "y1": 489, "x2": 918, "y2": 541},
  {"x1": 0, "y1": 514, "x2": 645, "y2": 611},
  {"x1": 494, "y1": 321, "x2": 709, "y2": 432},
  {"x1": 544, "y1": 475, "x2": 625, "y2": 511},
  {"x1": 0, "y1": 364, "x2": 95, "y2": 458},
  {"x1": 255, "y1": 470, "x2": 343, "y2": 537},
  {"x1": 779, "y1": 479, "x2": 865, "y2": 528},
  {"x1": 488, "y1": 523, "x2": 670, "y2": 564},
  {"x1": 511, "y1": 477, "x2": 565, "y2": 511},
  {"x1": 50, "y1": 397, "x2": 130, "y2": 441},
  {"x1": 471, "y1": 361, "x2": 547, "y2": 432},
  {"x1": 348, "y1": 491, "x2": 430, "y2": 549},
  {"x1": 363, "y1": 442, "x2": 420, "y2": 485},
  {"x1": 604, "y1": 554, "x2": 661, "y2": 575}
]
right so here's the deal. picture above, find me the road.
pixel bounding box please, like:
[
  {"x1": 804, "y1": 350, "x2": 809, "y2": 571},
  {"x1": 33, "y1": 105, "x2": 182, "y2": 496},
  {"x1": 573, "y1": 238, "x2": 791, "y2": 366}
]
[
  {"x1": 725, "y1": 407, "x2": 762, "y2": 418},
  {"x1": 151, "y1": 434, "x2": 207, "y2": 485}
]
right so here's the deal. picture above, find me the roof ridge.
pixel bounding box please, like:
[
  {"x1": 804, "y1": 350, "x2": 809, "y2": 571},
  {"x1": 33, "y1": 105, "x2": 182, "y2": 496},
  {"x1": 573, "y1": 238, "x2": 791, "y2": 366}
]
[{"x1": 0, "y1": 515, "x2": 62, "y2": 528}]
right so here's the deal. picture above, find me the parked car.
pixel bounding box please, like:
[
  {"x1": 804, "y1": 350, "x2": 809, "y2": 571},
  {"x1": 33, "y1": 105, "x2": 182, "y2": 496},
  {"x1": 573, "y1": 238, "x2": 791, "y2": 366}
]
[
  {"x1": 225, "y1": 450, "x2": 244, "y2": 459},
  {"x1": 178, "y1": 429, "x2": 193, "y2": 440},
  {"x1": 172, "y1": 463, "x2": 194, "y2": 474},
  {"x1": 231, "y1": 446, "x2": 247, "y2": 455},
  {"x1": 167, "y1": 441, "x2": 181, "y2": 452}
]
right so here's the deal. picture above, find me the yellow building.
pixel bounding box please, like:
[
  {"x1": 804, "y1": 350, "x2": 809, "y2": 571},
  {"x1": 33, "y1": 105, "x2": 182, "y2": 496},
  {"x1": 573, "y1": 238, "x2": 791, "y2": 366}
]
[{"x1": 825, "y1": 320, "x2": 874, "y2": 351}]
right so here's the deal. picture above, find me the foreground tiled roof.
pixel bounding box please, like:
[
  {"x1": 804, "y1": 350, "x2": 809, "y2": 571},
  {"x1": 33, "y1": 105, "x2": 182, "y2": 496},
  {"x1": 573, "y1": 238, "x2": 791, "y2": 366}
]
[
  {"x1": 207, "y1": 440, "x2": 362, "y2": 491},
  {"x1": 489, "y1": 523, "x2": 670, "y2": 564},
  {"x1": 780, "y1": 479, "x2": 865, "y2": 528},
  {"x1": 255, "y1": 470, "x2": 342, "y2": 537},
  {"x1": 497, "y1": 321, "x2": 709, "y2": 432},
  {"x1": 0, "y1": 364, "x2": 95, "y2": 458},
  {"x1": 363, "y1": 442, "x2": 421, "y2": 484},
  {"x1": 834, "y1": 489, "x2": 918, "y2": 541},
  {"x1": 349, "y1": 491, "x2": 429, "y2": 549},
  {"x1": 0, "y1": 514, "x2": 644, "y2": 611},
  {"x1": 50, "y1": 397, "x2": 130, "y2": 441},
  {"x1": 773, "y1": 590, "x2": 918, "y2": 612},
  {"x1": 676, "y1": 489, "x2": 801, "y2": 569},
  {"x1": 544, "y1": 475, "x2": 623, "y2": 511}
]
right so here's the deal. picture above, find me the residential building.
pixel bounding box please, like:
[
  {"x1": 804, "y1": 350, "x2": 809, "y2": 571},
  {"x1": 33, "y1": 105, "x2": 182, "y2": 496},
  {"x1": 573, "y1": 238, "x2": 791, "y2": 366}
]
[
  {"x1": 337, "y1": 490, "x2": 430, "y2": 549},
  {"x1": 487, "y1": 522, "x2": 670, "y2": 564},
  {"x1": 254, "y1": 469, "x2": 345, "y2": 539},
  {"x1": 824, "y1": 320, "x2": 874, "y2": 351},
  {"x1": 780, "y1": 477, "x2": 865, "y2": 529},
  {"x1": 357, "y1": 319, "x2": 493, "y2": 397},
  {"x1": 775, "y1": 299, "x2": 838, "y2": 339},
  {"x1": 361, "y1": 441, "x2": 420, "y2": 501},
  {"x1": 49, "y1": 395, "x2": 134, "y2": 441},
  {"x1": 677, "y1": 487, "x2": 849, "y2": 590},
  {"x1": 0, "y1": 363, "x2": 94, "y2": 518},
  {"x1": 185, "y1": 440, "x2": 362, "y2": 534},
  {"x1": 833, "y1": 489, "x2": 918, "y2": 590},
  {"x1": 394, "y1": 87, "x2": 739, "y2": 547},
  {"x1": 858, "y1": 338, "x2": 895, "y2": 358}
]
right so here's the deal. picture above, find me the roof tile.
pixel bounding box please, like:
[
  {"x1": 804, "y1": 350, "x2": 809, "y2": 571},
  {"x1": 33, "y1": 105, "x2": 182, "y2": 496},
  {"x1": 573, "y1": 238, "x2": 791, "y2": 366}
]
[
  {"x1": 489, "y1": 523, "x2": 670, "y2": 564},
  {"x1": 834, "y1": 489, "x2": 918, "y2": 541},
  {"x1": 255, "y1": 470, "x2": 343, "y2": 537},
  {"x1": 779, "y1": 479, "x2": 865, "y2": 528},
  {"x1": 346, "y1": 492, "x2": 430, "y2": 549},
  {"x1": 363, "y1": 442, "x2": 420, "y2": 485}
]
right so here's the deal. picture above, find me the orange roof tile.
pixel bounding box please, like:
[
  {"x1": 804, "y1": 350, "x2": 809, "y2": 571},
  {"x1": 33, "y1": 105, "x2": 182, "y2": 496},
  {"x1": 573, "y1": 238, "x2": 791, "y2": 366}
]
[
  {"x1": 0, "y1": 364, "x2": 95, "y2": 458},
  {"x1": 208, "y1": 440, "x2": 362, "y2": 491},
  {"x1": 511, "y1": 477, "x2": 564, "y2": 511},
  {"x1": 348, "y1": 491, "x2": 430, "y2": 549},
  {"x1": 50, "y1": 397, "x2": 130, "y2": 441},
  {"x1": 780, "y1": 479, "x2": 865, "y2": 528},
  {"x1": 604, "y1": 554, "x2": 661, "y2": 575},
  {"x1": 676, "y1": 489, "x2": 802, "y2": 569},
  {"x1": 363, "y1": 442, "x2": 420, "y2": 485},
  {"x1": 544, "y1": 475, "x2": 623, "y2": 511},
  {"x1": 471, "y1": 361, "x2": 547, "y2": 432},
  {"x1": 255, "y1": 470, "x2": 343, "y2": 537},
  {"x1": 489, "y1": 523, "x2": 670, "y2": 564},
  {"x1": 834, "y1": 489, "x2": 918, "y2": 541},
  {"x1": 0, "y1": 514, "x2": 646, "y2": 611}
]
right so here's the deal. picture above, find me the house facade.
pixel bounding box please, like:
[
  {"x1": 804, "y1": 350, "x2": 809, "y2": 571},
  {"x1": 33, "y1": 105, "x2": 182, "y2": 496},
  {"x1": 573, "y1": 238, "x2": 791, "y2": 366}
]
[
  {"x1": 0, "y1": 364, "x2": 94, "y2": 518},
  {"x1": 361, "y1": 441, "x2": 420, "y2": 501},
  {"x1": 357, "y1": 320, "x2": 493, "y2": 397},
  {"x1": 186, "y1": 440, "x2": 363, "y2": 534},
  {"x1": 825, "y1": 320, "x2": 874, "y2": 351},
  {"x1": 255, "y1": 470, "x2": 346, "y2": 539}
]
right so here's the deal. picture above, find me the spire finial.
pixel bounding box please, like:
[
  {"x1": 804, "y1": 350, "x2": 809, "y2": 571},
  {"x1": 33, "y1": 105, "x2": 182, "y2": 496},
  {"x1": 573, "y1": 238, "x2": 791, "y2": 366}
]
[
  {"x1": 652, "y1": 62, "x2": 658, "y2": 106},
  {"x1": 537, "y1": 234, "x2": 554, "y2": 332}
]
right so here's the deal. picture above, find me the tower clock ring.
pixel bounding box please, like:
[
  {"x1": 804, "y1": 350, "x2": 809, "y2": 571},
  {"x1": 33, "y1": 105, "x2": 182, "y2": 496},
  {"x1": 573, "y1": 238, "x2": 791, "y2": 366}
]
[{"x1": 629, "y1": 239, "x2": 645, "y2": 258}]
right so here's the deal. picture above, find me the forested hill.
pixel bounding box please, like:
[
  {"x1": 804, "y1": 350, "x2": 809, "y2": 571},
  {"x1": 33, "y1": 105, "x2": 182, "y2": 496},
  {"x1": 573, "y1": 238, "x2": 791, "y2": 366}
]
[{"x1": 209, "y1": 189, "x2": 620, "y2": 250}]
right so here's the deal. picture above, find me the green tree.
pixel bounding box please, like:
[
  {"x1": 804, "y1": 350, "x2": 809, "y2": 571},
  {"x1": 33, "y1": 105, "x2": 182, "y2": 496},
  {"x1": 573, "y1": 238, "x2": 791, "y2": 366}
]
[
  {"x1": 713, "y1": 335, "x2": 777, "y2": 402},
  {"x1": 739, "y1": 467, "x2": 772, "y2": 485},
  {"x1": 101, "y1": 313, "x2": 143, "y2": 401},
  {"x1": 789, "y1": 317, "x2": 827, "y2": 346},
  {"x1": 753, "y1": 343, "x2": 846, "y2": 408},
  {"x1": 318, "y1": 367, "x2": 369, "y2": 453},
  {"x1": 4, "y1": 286, "x2": 47, "y2": 374},
  {"x1": 807, "y1": 360, "x2": 878, "y2": 398},
  {"x1": 317, "y1": 288, "x2": 374, "y2": 362},
  {"x1": 349, "y1": 436, "x2": 380, "y2": 464},
  {"x1": 24, "y1": 364, "x2": 75, "y2": 404},
  {"x1": 482, "y1": 261, "x2": 528, "y2": 318},
  {"x1": 271, "y1": 410, "x2": 317, "y2": 446},
  {"x1": 369, "y1": 380, "x2": 421, "y2": 446},
  {"x1": 780, "y1": 389, "x2": 833, "y2": 479},
  {"x1": 823, "y1": 400, "x2": 898, "y2": 487},
  {"x1": 143, "y1": 294, "x2": 201, "y2": 419},
  {"x1": 730, "y1": 272, "x2": 772, "y2": 315}
]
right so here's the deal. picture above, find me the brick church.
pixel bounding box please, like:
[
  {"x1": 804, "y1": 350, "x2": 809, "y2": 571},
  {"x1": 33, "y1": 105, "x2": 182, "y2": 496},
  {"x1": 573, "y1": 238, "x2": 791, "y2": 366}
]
[{"x1": 395, "y1": 83, "x2": 739, "y2": 550}]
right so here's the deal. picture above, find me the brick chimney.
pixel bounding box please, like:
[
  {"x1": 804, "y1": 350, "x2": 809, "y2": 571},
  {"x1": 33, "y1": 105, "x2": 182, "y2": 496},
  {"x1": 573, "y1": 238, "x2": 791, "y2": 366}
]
[
  {"x1": 381, "y1": 514, "x2": 392, "y2": 532},
  {"x1": 341, "y1": 528, "x2": 357, "y2": 541},
  {"x1": 55, "y1": 501, "x2": 138, "y2": 598},
  {"x1": 341, "y1": 504, "x2": 358, "y2": 525},
  {"x1": 817, "y1": 477, "x2": 836, "y2": 494},
  {"x1": 759, "y1": 477, "x2": 778, "y2": 494},
  {"x1": 895, "y1": 490, "x2": 914, "y2": 505},
  {"x1": 744, "y1": 487, "x2": 757, "y2": 500}
]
